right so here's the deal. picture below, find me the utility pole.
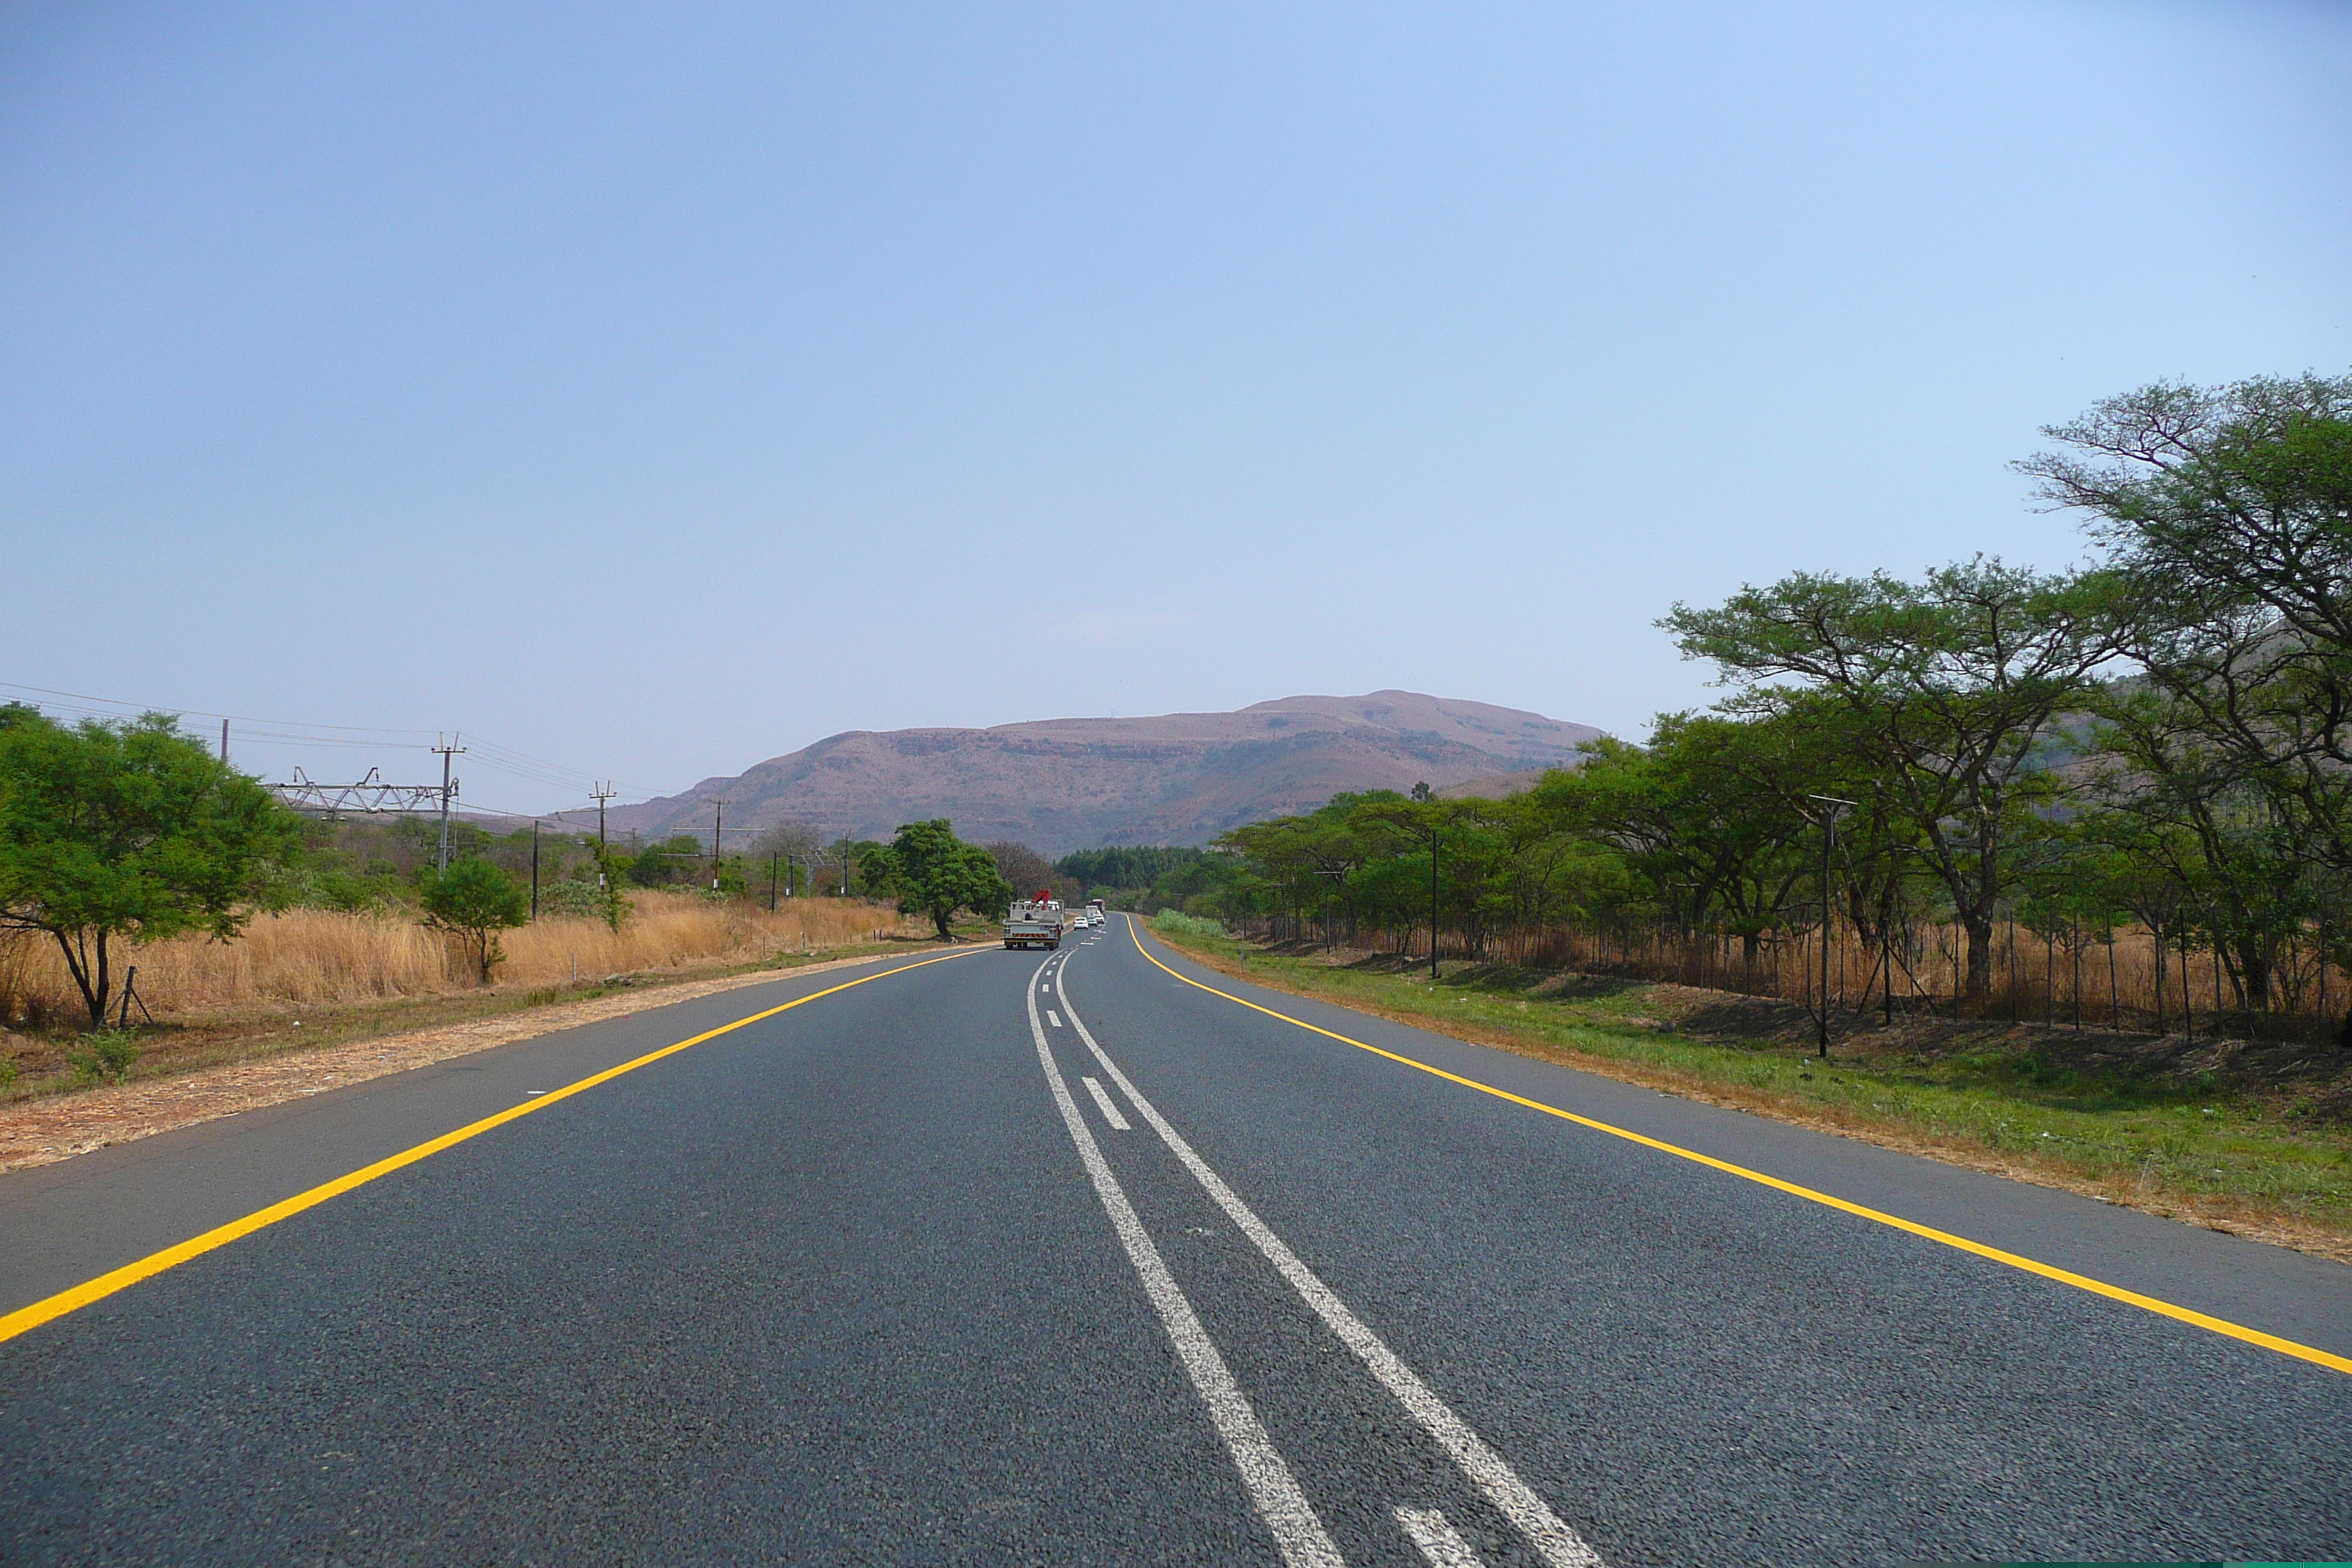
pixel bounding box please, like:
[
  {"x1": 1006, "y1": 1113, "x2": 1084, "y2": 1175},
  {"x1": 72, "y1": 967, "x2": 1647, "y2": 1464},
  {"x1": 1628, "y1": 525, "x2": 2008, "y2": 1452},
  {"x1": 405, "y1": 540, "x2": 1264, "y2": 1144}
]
[
  {"x1": 592, "y1": 783, "x2": 616, "y2": 851},
  {"x1": 711, "y1": 799, "x2": 726, "y2": 891},
  {"x1": 530, "y1": 820, "x2": 541, "y2": 920},
  {"x1": 769, "y1": 850, "x2": 779, "y2": 911},
  {"x1": 432, "y1": 737, "x2": 465, "y2": 875},
  {"x1": 1807, "y1": 794, "x2": 1855, "y2": 1056},
  {"x1": 219, "y1": 719, "x2": 229, "y2": 764}
]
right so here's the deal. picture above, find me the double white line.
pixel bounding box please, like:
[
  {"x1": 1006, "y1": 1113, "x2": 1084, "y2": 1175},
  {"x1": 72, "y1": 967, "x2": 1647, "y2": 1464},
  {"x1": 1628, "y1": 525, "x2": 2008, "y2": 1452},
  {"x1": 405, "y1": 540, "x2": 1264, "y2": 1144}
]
[{"x1": 1025, "y1": 952, "x2": 1605, "y2": 1568}]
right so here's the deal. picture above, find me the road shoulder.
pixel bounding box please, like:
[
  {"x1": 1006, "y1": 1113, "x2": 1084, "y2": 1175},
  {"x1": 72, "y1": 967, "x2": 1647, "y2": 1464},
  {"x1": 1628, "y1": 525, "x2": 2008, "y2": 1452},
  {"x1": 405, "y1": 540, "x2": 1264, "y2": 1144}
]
[{"x1": 0, "y1": 948, "x2": 953, "y2": 1175}]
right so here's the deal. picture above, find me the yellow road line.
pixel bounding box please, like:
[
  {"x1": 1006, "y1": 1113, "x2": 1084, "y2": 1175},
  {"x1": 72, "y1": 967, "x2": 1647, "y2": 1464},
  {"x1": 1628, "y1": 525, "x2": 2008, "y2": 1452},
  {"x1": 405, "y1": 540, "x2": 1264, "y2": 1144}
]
[
  {"x1": 1123, "y1": 917, "x2": 2352, "y2": 1379},
  {"x1": 0, "y1": 946, "x2": 987, "y2": 1346}
]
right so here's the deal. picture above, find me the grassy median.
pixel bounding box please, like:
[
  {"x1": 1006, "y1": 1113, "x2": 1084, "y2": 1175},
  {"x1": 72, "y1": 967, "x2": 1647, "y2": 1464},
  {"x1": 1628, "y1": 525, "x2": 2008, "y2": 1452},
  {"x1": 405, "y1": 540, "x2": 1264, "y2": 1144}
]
[{"x1": 1144, "y1": 916, "x2": 2352, "y2": 1259}]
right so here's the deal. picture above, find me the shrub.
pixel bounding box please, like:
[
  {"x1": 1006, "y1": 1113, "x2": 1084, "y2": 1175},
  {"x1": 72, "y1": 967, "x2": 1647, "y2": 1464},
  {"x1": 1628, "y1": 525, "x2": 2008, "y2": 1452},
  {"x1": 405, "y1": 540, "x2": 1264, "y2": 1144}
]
[
  {"x1": 1150, "y1": 911, "x2": 1229, "y2": 941},
  {"x1": 538, "y1": 878, "x2": 606, "y2": 918},
  {"x1": 420, "y1": 859, "x2": 531, "y2": 984},
  {"x1": 66, "y1": 1028, "x2": 140, "y2": 1085}
]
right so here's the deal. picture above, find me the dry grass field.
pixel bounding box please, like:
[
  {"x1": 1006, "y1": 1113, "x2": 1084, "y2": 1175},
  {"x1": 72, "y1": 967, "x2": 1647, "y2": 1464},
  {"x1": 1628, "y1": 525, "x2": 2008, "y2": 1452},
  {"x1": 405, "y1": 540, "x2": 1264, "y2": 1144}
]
[
  {"x1": 1471, "y1": 918, "x2": 2348, "y2": 1043},
  {"x1": 0, "y1": 893, "x2": 923, "y2": 1026}
]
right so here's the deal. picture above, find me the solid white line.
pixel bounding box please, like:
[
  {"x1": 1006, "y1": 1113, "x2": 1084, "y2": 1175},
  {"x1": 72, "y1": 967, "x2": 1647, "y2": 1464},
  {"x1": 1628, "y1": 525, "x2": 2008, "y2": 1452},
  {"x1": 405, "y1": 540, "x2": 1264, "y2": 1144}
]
[
  {"x1": 1054, "y1": 964, "x2": 1604, "y2": 1568},
  {"x1": 1024, "y1": 957, "x2": 1342, "y2": 1568},
  {"x1": 1082, "y1": 1074, "x2": 1133, "y2": 1131},
  {"x1": 1048, "y1": 1009, "x2": 1065, "y2": 1028},
  {"x1": 1398, "y1": 1508, "x2": 1487, "y2": 1567}
]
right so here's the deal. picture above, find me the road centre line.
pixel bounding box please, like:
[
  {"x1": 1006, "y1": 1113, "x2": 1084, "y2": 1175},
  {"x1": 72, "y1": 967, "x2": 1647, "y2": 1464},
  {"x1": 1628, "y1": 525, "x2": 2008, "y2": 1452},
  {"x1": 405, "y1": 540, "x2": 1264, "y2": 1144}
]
[
  {"x1": 0, "y1": 947, "x2": 990, "y2": 1347},
  {"x1": 1122, "y1": 917, "x2": 2352, "y2": 1380},
  {"x1": 1081, "y1": 1075, "x2": 1132, "y2": 1131},
  {"x1": 1023, "y1": 956, "x2": 1343, "y2": 1568},
  {"x1": 1055, "y1": 957, "x2": 1604, "y2": 1568},
  {"x1": 1049, "y1": 1009, "x2": 1064, "y2": 1028}
]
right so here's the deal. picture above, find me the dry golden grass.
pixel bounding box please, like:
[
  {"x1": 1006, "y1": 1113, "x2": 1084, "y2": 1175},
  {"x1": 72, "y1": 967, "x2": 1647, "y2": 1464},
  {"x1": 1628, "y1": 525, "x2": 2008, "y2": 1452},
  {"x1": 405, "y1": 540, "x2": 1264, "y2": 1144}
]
[{"x1": 0, "y1": 894, "x2": 924, "y2": 1022}]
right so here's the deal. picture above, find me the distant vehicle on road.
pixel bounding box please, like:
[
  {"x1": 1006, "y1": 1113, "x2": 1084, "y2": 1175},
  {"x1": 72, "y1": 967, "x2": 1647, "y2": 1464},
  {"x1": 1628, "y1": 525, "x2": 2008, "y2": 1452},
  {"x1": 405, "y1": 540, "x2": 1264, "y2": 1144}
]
[
  {"x1": 1087, "y1": 898, "x2": 1107, "y2": 927},
  {"x1": 1003, "y1": 894, "x2": 1063, "y2": 949}
]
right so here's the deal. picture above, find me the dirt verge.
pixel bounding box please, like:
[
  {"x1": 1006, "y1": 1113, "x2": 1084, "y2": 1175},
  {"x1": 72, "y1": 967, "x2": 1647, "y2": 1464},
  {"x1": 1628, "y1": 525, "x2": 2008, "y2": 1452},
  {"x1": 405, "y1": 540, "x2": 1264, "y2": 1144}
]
[{"x1": 0, "y1": 947, "x2": 957, "y2": 1175}]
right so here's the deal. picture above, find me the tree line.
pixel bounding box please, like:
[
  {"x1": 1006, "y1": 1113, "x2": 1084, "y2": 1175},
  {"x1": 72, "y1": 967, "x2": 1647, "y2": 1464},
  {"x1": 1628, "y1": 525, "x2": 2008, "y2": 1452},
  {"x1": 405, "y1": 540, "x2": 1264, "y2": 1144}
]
[
  {"x1": 1194, "y1": 373, "x2": 2352, "y2": 1041},
  {"x1": 0, "y1": 701, "x2": 1034, "y2": 1026}
]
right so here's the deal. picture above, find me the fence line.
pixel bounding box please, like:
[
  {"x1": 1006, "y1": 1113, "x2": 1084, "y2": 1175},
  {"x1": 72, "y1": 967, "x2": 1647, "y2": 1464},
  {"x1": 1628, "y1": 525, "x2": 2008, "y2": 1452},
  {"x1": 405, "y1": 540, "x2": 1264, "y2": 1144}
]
[{"x1": 1237, "y1": 911, "x2": 2348, "y2": 1044}]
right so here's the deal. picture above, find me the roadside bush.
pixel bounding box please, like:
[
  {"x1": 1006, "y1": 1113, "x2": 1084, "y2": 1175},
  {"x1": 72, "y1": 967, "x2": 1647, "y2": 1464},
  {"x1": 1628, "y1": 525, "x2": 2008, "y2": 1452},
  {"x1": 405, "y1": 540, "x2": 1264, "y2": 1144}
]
[
  {"x1": 420, "y1": 859, "x2": 531, "y2": 984},
  {"x1": 1150, "y1": 911, "x2": 1229, "y2": 941},
  {"x1": 66, "y1": 1028, "x2": 140, "y2": 1085},
  {"x1": 538, "y1": 878, "x2": 605, "y2": 918}
]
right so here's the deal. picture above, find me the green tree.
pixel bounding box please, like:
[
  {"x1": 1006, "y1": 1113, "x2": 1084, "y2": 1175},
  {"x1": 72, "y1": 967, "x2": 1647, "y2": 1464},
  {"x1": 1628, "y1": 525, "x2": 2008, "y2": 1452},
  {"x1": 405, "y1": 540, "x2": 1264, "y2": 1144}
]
[
  {"x1": 589, "y1": 844, "x2": 631, "y2": 932},
  {"x1": 0, "y1": 707, "x2": 304, "y2": 1028},
  {"x1": 888, "y1": 819, "x2": 1011, "y2": 941},
  {"x1": 2031, "y1": 373, "x2": 2352, "y2": 865},
  {"x1": 628, "y1": 834, "x2": 702, "y2": 887},
  {"x1": 421, "y1": 858, "x2": 531, "y2": 983},
  {"x1": 1529, "y1": 716, "x2": 1825, "y2": 970},
  {"x1": 1664, "y1": 558, "x2": 2129, "y2": 1000}
]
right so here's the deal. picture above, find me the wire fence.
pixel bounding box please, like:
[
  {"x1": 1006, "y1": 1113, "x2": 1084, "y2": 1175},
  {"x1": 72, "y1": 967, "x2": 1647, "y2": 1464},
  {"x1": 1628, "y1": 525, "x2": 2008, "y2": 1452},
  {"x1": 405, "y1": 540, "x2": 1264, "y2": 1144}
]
[{"x1": 1239, "y1": 913, "x2": 2351, "y2": 1046}]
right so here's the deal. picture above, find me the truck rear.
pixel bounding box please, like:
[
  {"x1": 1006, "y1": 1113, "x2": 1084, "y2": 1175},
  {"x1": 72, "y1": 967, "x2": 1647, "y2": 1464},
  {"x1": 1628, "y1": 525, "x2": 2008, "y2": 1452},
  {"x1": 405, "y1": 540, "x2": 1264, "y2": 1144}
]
[{"x1": 1002, "y1": 896, "x2": 1064, "y2": 949}]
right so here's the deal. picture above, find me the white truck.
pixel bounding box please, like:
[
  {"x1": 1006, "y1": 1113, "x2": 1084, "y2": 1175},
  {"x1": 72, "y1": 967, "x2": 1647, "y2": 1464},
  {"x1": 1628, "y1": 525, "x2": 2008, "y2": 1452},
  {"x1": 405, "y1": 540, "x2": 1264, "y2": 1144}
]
[{"x1": 1003, "y1": 897, "x2": 1064, "y2": 950}]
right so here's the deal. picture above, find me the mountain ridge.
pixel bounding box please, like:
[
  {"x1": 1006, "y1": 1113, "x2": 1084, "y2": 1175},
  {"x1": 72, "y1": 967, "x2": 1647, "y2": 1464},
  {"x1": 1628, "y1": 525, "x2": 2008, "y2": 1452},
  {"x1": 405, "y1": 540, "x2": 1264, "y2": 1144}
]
[{"x1": 604, "y1": 690, "x2": 1601, "y2": 855}]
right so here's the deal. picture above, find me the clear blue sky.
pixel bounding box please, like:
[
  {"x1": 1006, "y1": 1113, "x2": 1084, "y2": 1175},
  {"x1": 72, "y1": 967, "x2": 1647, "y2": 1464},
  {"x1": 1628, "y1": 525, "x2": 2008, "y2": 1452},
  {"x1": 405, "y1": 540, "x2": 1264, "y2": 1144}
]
[{"x1": 4, "y1": 1, "x2": 2346, "y2": 815}]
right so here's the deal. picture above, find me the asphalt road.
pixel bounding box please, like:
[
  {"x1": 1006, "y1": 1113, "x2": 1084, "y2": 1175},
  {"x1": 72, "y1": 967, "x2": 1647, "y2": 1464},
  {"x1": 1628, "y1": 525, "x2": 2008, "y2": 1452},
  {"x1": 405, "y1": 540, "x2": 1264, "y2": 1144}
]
[{"x1": 2, "y1": 919, "x2": 2348, "y2": 1565}]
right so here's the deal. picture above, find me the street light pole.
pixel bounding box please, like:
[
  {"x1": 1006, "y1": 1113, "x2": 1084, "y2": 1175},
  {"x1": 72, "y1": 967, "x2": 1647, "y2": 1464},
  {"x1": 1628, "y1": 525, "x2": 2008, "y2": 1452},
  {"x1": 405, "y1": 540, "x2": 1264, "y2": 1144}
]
[{"x1": 1429, "y1": 829, "x2": 1441, "y2": 983}]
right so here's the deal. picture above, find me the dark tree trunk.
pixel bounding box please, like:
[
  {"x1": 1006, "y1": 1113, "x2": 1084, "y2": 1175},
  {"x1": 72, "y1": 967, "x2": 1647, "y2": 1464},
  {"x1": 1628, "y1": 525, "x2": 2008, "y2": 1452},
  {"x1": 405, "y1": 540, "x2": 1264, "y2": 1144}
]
[
  {"x1": 53, "y1": 927, "x2": 113, "y2": 1030},
  {"x1": 2234, "y1": 941, "x2": 2272, "y2": 1011},
  {"x1": 1963, "y1": 913, "x2": 1994, "y2": 1003}
]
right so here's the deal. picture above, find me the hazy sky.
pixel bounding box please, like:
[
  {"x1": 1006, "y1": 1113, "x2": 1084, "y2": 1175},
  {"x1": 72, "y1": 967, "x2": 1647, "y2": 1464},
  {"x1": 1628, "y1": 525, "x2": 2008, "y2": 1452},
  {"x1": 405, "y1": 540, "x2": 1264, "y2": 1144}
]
[{"x1": 4, "y1": 1, "x2": 2347, "y2": 816}]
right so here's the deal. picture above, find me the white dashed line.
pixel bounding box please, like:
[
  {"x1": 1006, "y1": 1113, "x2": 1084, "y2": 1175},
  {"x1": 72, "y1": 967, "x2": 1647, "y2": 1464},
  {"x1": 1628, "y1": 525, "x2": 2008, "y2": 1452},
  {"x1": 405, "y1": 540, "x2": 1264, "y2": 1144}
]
[
  {"x1": 1081, "y1": 1074, "x2": 1132, "y2": 1130},
  {"x1": 1048, "y1": 1009, "x2": 1064, "y2": 1028},
  {"x1": 1024, "y1": 957, "x2": 1341, "y2": 1568}
]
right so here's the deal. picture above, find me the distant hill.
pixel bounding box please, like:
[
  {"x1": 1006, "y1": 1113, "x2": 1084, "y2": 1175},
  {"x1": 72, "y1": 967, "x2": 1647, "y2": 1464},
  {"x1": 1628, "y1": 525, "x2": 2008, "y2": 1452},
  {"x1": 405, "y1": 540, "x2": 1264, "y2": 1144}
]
[
  {"x1": 1437, "y1": 767, "x2": 1558, "y2": 801},
  {"x1": 603, "y1": 691, "x2": 1603, "y2": 856}
]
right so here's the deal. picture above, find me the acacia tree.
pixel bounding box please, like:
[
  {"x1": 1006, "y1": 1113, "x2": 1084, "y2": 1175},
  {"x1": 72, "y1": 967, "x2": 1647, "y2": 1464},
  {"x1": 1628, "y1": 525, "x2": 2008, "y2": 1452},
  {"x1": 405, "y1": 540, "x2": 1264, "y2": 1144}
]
[
  {"x1": 1664, "y1": 558, "x2": 2130, "y2": 1000},
  {"x1": 2080, "y1": 684, "x2": 2312, "y2": 1011},
  {"x1": 889, "y1": 820, "x2": 1011, "y2": 941},
  {"x1": 0, "y1": 706, "x2": 304, "y2": 1028},
  {"x1": 2027, "y1": 373, "x2": 2352, "y2": 870},
  {"x1": 1531, "y1": 716, "x2": 1826, "y2": 970}
]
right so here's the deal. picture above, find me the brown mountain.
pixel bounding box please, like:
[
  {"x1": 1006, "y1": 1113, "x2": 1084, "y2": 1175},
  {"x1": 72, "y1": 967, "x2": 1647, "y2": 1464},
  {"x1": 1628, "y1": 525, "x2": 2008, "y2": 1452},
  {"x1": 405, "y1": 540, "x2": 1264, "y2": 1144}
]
[{"x1": 604, "y1": 690, "x2": 1602, "y2": 856}]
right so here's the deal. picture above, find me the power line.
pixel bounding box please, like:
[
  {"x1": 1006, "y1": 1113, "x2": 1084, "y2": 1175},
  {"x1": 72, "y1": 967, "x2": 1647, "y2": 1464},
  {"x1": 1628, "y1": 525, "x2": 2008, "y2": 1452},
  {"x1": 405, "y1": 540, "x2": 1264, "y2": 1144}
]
[
  {"x1": 0, "y1": 680, "x2": 438, "y2": 737},
  {"x1": 2, "y1": 679, "x2": 671, "y2": 803}
]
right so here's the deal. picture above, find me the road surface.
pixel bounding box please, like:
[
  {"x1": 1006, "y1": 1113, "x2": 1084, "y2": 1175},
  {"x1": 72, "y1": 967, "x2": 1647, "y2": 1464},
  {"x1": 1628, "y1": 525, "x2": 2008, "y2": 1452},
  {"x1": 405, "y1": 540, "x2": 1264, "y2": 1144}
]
[{"x1": 2, "y1": 916, "x2": 2347, "y2": 1564}]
